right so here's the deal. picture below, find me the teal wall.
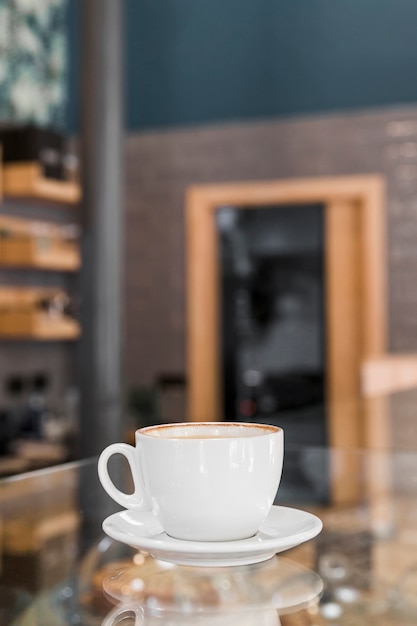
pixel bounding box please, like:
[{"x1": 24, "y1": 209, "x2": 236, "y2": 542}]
[{"x1": 68, "y1": 0, "x2": 417, "y2": 131}]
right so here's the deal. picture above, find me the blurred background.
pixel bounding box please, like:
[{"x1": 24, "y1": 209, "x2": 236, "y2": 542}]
[{"x1": 0, "y1": 0, "x2": 417, "y2": 506}]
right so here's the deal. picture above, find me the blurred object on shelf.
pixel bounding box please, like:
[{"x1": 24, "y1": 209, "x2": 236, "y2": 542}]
[
  {"x1": 41, "y1": 386, "x2": 80, "y2": 448},
  {"x1": 0, "y1": 287, "x2": 80, "y2": 339},
  {"x1": 19, "y1": 372, "x2": 50, "y2": 440},
  {"x1": 0, "y1": 372, "x2": 79, "y2": 474},
  {"x1": 42, "y1": 389, "x2": 79, "y2": 446},
  {"x1": 0, "y1": 409, "x2": 14, "y2": 455},
  {"x1": 0, "y1": 125, "x2": 77, "y2": 181},
  {"x1": 0, "y1": 375, "x2": 25, "y2": 455},
  {"x1": 57, "y1": 387, "x2": 80, "y2": 456},
  {"x1": 20, "y1": 372, "x2": 75, "y2": 446},
  {"x1": 0, "y1": 215, "x2": 81, "y2": 270},
  {"x1": 5, "y1": 374, "x2": 26, "y2": 409}
]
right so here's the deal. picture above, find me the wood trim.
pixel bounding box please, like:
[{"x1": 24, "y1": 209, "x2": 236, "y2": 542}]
[
  {"x1": 362, "y1": 355, "x2": 417, "y2": 397},
  {"x1": 186, "y1": 175, "x2": 387, "y2": 503},
  {"x1": 325, "y1": 198, "x2": 363, "y2": 502},
  {"x1": 187, "y1": 175, "x2": 383, "y2": 207},
  {"x1": 326, "y1": 198, "x2": 363, "y2": 450},
  {"x1": 355, "y1": 180, "x2": 392, "y2": 528},
  {"x1": 186, "y1": 190, "x2": 221, "y2": 421},
  {"x1": 359, "y1": 179, "x2": 387, "y2": 358},
  {"x1": 361, "y1": 352, "x2": 417, "y2": 530}
]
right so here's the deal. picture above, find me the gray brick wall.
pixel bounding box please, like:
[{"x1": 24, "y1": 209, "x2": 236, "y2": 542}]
[
  {"x1": 124, "y1": 107, "x2": 417, "y2": 454},
  {"x1": 125, "y1": 106, "x2": 417, "y2": 391}
]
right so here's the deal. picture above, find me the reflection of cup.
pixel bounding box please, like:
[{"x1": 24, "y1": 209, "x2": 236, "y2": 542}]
[
  {"x1": 101, "y1": 605, "x2": 281, "y2": 626},
  {"x1": 98, "y1": 422, "x2": 283, "y2": 542}
]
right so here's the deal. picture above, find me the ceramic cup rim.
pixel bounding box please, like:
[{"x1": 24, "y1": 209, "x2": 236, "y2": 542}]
[{"x1": 137, "y1": 421, "x2": 282, "y2": 440}]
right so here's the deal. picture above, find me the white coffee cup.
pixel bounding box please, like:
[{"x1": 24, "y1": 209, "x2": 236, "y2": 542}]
[{"x1": 98, "y1": 422, "x2": 283, "y2": 542}]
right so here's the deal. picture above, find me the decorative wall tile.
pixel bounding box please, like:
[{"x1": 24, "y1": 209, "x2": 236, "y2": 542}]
[{"x1": 0, "y1": 0, "x2": 67, "y2": 126}]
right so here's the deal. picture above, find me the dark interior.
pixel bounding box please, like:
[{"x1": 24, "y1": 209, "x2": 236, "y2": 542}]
[{"x1": 217, "y1": 204, "x2": 329, "y2": 503}]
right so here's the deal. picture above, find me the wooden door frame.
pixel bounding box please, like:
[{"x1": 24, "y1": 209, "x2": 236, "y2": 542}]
[{"x1": 186, "y1": 175, "x2": 386, "y2": 502}]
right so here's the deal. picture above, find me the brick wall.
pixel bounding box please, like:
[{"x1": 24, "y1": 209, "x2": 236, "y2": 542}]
[
  {"x1": 125, "y1": 107, "x2": 417, "y2": 387},
  {"x1": 124, "y1": 107, "x2": 417, "y2": 453}
]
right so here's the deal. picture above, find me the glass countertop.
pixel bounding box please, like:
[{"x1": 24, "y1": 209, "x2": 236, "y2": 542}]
[{"x1": 0, "y1": 447, "x2": 416, "y2": 625}]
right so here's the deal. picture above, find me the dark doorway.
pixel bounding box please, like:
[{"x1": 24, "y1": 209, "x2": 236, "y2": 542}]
[{"x1": 216, "y1": 204, "x2": 329, "y2": 503}]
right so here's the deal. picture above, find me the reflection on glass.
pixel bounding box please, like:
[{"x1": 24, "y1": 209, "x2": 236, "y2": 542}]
[
  {"x1": 96, "y1": 552, "x2": 322, "y2": 616},
  {"x1": 102, "y1": 604, "x2": 281, "y2": 626}
]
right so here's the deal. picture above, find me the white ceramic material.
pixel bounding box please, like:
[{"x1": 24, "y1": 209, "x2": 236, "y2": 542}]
[
  {"x1": 98, "y1": 422, "x2": 284, "y2": 542},
  {"x1": 102, "y1": 505, "x2": 323, "y2": 567},
  {"x1": 102, "y1": 605, "x2": 281, "y2": 626}
]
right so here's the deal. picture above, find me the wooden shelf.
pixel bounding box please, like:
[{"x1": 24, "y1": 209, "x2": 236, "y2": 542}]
[
  {"x1": 0, "y1": 314, "x2": 80, "y2": 340},
  {"x1": 0, "y1": 287, "x2": 80, "y2": 341},
  {"x1": 0, "y1": 215, "x2": 81, "y2": 271},
  {"x1": 12, "y1": 440, "x2": 67, "y2": 465},
  {"x1": 2, "y1": 162, "x2": 81, "y2": 204},
  {"x1": 0, "y1": 444, "x2": 67, "y2": 477}
]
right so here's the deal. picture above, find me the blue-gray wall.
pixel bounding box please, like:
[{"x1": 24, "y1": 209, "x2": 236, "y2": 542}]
[{"x1": 67, "y1": 0, "x2": 417, "y2": 131}]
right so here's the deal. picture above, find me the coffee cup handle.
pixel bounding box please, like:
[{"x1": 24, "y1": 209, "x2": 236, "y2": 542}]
[
  {"x1": 102, "y1": 605, "x2": 141, "y2": 626},
  {"x1": 98, "y1": 443, "x2": 152, "y2": 511}
]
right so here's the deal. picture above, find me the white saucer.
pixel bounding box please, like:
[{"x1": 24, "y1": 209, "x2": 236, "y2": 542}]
[{"x1": 102, "y1": 505, "x2": 322, "y2": 567}]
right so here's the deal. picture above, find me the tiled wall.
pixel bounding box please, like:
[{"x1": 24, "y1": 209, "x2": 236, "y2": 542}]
[
  {"x1": 124, "y1": 106, "x2": 417, "y2": 450},
  {"x1": 125, "y1": 106, "x2": 417, "y2": 377}
]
